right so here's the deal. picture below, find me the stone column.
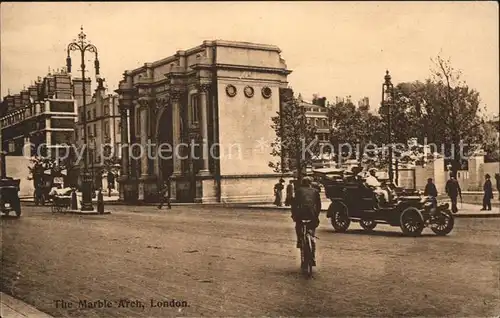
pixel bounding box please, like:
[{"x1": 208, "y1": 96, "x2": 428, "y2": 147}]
[
  {"x1": 115, "y1": 73, "x2": 137, "y2": 202},
  {"x1": 171, "y1": 91, "x2": 183, "y2": 176},
  {"x1": 119, "y1": 106, "x2": 129, "y2": 179},
  {"x1": 198, "y1": 84, "x2": 210, "y2": 176},
  {"x1": 139, "y1": 104, "x2": 149, "y2": 177},
  {"x1": 169, "y1": 90, "x2": 183, "y2": 202},
  {"x1": 138, "y1": 101, "x2": 149, "y2": 200}
]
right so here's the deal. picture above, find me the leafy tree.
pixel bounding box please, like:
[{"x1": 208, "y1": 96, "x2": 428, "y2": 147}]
[
  {"x1": 375, "y1": 56, "x2": 487, "y2": 174},
  {"x1": 482, "y1": 119, "x2": 500, "y2": 162},
  {"x1": 329, "y1": 99, "x2": 383, "y2": 165},
  {"x1": 269, "y1": 89, "x2": 320, "y2": 181}
]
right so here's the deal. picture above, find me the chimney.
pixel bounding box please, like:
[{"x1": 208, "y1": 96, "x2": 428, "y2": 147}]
[
  {"x1": 72, "y1": 77, "x2": 92, "y2": 107},
  {"x1": 21, "y1": 89, "x2": 30, "y2": 106},
  {"x1": 13, "y1": 94, "x2": 22, "y2": 108},
  {"x1": 53, "y1": 73, "x2": 72, "y2": 100},
  {"x1": 28, "y1": 85, "x2": 38, "y2": 101}
]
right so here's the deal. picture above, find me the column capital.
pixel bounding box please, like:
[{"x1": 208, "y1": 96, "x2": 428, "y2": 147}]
[
  {"x1": 170, "y1": 89, "x2": 184, "y2": 102},
  {"x1": 198, "y1": 84, "x2": 211, "y2": 93},
  {"x1": 155, "y1": 96, "x2": 169, "y2": 109},
  {"x1": 137, "y1": 98, "x2": 150, "y2": 110}
]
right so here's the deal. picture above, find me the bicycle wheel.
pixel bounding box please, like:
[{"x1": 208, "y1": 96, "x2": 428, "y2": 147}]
[
  {"x1": 304, "y1": 234, "x2": 313, "y2": 278},
  {"x1": 301, "y1": 226, "x2": 313, "y2": 278}
]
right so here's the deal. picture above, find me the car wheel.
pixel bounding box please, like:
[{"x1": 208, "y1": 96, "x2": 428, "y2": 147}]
[
  {"x1": 359, "y1": 219, "x2": 377, "y2": 231},
  {"x1": 400, "y1": 207, "x2": 424, "y2": 236},
  {"x1": 431, "y1": 211, "x2": 454, "y2": 236},
  {"x1": 330, "y1": 202, "x2": 350, "y2": 232},
  {"x1": 14, "y1": 205, "x2": 21, "y2": 217}
]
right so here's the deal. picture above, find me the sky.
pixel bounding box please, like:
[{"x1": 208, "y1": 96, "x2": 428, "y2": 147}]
[{"x1": 1, "y1": 2, "x2": 498, "y2": 116}]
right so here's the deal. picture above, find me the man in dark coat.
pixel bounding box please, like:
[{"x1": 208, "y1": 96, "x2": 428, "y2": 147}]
[
  {"x1": 481, "y1": 174, "x2": 493, "y2": 211},
  {"x1": 285, "y1": 179, "x2": 294, "y2": 206},
  {"x1": 495, "y1": 173, "x2": 500, "y2": 201},
  {"x1": 424, "y1": 178, "x2": 438, "y2": 196},
  {"x1": 107, "y1": 171, "x2": 115, "y2": 197},
  {"x1": 424, "y1": 178, "x2": 438, "y2": 207},
  {"x1": 445, "y1": 173, "x2": 462, "y2": 213},
  {"x1": 292, "y1": 177, "x2": 321, "y2": 266},
  {"x1": 158, "y1": 179, "x2": 171, "y2": 210}
]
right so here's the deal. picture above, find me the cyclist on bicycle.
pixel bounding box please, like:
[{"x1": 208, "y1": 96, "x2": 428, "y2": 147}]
[{"x1": 292, "y1": 177, "x2": 321, "y2": 265}]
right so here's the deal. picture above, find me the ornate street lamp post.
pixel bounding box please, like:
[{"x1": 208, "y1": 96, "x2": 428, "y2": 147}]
[
  {"x1": 381, "y1": 70, "x2": 394, "y2": 184},
  {"x1": 66, "y1": 26, "x2": 100, "y2": 211}
]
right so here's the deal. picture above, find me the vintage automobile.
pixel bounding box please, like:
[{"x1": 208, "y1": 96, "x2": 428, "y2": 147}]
[
  {"x1": 0, "y1": 177, "x2": 22, "y2": 217},
  {"x1": 313, "y1": 168, "x2": 454, "y2": 236}
]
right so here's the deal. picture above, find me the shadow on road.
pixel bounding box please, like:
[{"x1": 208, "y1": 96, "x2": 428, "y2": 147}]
[
  {"x1": 318, "y1": 228, "x2": 436, "y2": 238},
  {"x1": 0, "y1": 215, "x2": 21, "y2": 220}
]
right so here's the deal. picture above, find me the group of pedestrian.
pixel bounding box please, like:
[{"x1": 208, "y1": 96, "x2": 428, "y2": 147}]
[
  {"x1": 438, "y1": 171, "x2": 498, "y2": 212},
  {"x1": 274, "y1": 177, "x2": 321, "y2": 207}
]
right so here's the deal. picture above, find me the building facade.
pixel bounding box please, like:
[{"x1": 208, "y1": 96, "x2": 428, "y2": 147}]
[
  {"x1": 0, "y1": 70, "x2": 77, "y2": 162},
  {"x1": 75, "y1": 79, "x2": 122, "y2": 188},
  {"x1": 116, "y1": 40, "x2": 291, "y2": 203}
]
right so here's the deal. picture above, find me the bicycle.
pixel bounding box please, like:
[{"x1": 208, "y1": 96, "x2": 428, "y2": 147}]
[{"x1": 300, "y1": 219, "x2": 316, "y2": 278}]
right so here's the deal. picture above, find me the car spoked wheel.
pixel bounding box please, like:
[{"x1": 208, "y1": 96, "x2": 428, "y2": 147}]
[
  {"x1": 359, "y1": 219, "x2": 377, "y2": 231},
  {"x1": 431, "y1": 211, "x2": 454, "y2": 236},
  {"x1": 400, "y1": 207, "x2": 424, "y2": 236},
  {"x1": 330, "y1": 202, "x2": 350, "y2": 232}
]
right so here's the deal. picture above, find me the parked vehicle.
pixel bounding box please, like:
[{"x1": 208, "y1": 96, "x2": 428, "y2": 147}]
[
  {"x1": 313, "y1": 168, "x2": 454, "y2": 236},
  {"x1": 0, "y1": 178, "x2": 21, "y2": 217}
]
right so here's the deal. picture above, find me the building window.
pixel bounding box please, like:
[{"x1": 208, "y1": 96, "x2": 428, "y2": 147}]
[
  {"x1": 87, "y1": 126, "x2": 91, "y2": 136},
  {"x1": 93, "y1": 108, "x2": 96, "y2": 119},
  {"x1": 118, "y1": 120, "x2": 122, "y2": 131},
  {"x1": 137, "y1": 111, "x2": 141, "y2": 133},
  {"x1": 104, "y1": 121, "x2": 110, "y2": 137},
  {"x1": 87, "y1": 110, "x2": 91, "y2": 120},
  {"x1": 190, "y1": 94, "x2": 199, "y2": 124},
  {"x1": 93, "y1": 124, "x2": 97, "y2": 137}
]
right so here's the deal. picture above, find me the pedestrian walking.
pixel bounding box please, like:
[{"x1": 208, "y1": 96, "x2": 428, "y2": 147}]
[
  {"x1": 285, "y1": 179, "x2": 294, "y2": 206},
  {"x1": 445, "y1": 173, "x2": 462, "y2": 213},
  {"x1": 424, "y1": 178, "x2": 438, "y2": 208},
  {"x1": 495, "y1": 173, "x2": 500, "y2": 201},
  {"x1": 97, "y1": 187, "x2": 104, "y2": 214},
  {"x1": 481, "y1": 174, "x2": 493, "y2": 211},
  {"x1": 273, "y1": 179, "x2": 285, "y2": 206},
  {"x1": 107, "y1": 171, "x2": 115, "y2": 197},
  {"x1": 158, "y1": 180, "x2": 171, "y2": 210}
]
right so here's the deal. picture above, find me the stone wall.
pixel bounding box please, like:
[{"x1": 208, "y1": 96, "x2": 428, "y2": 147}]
[
  {"x1": 405, "y1": 156, "x2": 498, "y2": 192},
  {"x1": 3, "y1": 155, "x2": 33, "y2": 198}
]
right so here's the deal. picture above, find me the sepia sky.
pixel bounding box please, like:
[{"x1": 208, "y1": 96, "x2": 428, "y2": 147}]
[{"x1": 1, "y1": 2, "x2": 498, "y2": 115}]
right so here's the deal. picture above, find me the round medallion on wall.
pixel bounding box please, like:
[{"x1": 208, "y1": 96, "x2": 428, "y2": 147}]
[
  {"x1": 226, "y1": 84, "x2": 237, "y2": 97},
  {"x1": 244, "y1": 86, "x2": 254, "y2": 98},
  {"x1": 261, "y1": 86, "x2": 272, "y2": 99}
]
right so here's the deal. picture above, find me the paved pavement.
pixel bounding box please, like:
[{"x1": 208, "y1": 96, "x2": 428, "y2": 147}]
[
  {"x1": 1, "y1": 292, "x2": 53, "y2": 317},
  {"x1": 1, "y1": 204, "x2": 499, "y2": 317}
]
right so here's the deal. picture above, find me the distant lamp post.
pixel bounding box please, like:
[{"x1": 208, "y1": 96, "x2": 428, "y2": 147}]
[
  {"x1": 66, "y1": 26, "x2": 100, "y2": 211},
  {"x1": 381, "y1": 70, "x2": 395, "y2": 184}
]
